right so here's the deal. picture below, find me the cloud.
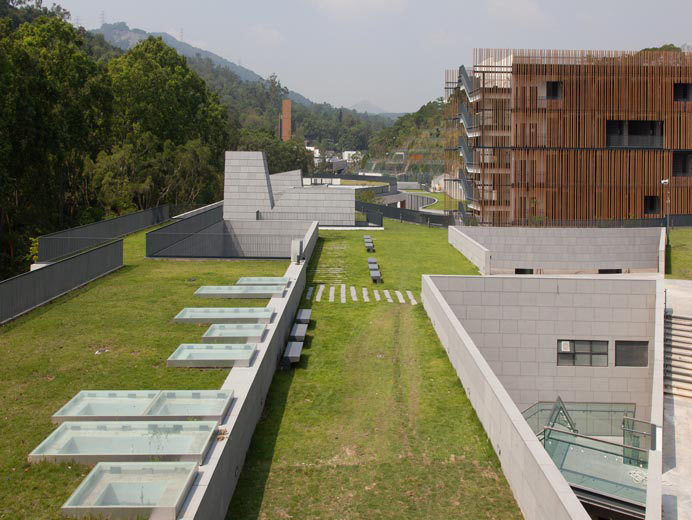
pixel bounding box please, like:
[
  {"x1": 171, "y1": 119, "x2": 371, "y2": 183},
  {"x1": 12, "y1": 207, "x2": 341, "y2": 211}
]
[
  {"x1": 483, "y1": 0, "x2": 551, "y2": 27},
  {"x1": 248, "y1": 25, "x2": 283, "y2": 48},
  {"x1": 308, "y1": 0, "x2": 407, "y2": 18}
]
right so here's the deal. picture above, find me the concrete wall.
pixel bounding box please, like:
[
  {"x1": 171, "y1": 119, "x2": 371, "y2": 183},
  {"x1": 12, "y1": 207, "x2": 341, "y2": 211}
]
[
  {"x1": 422, "y1": 275, "x2": 590, "y2": 520},
  {"x1": 449, "y1": 226, "x2": 490, "y2": 274},
  {"x1": 450, "y1": 226, "x2": 664, "y2": 274},
  {"x1": 180, "y1": 222, "x2": 319, "y2": 519},
  {"x1": 428, "y1": 275, "x2": 657, "y2": 419},
  {"x1": 223, "y1": 151, "x2": 274, "y2": 220},
  {"x1": 270, "y1": 187, "x2": 354, "y2": 226},
  {"x1": 223, "y1": 151, "x2": 355, "y2": 226},
  {"x1": 269, "y1": 170, "x2": 302, "y2": 199}
]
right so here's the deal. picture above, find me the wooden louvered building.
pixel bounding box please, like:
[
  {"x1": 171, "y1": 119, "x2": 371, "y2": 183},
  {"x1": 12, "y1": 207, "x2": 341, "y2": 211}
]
[{"x1": 445, "y1": 48, "x2": 692, "y2": 225}]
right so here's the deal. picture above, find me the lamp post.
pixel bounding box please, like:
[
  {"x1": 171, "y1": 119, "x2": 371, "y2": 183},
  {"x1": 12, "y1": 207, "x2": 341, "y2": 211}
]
[{"x1": 661, "y1": 178, "x2": 670, "y2": 243}]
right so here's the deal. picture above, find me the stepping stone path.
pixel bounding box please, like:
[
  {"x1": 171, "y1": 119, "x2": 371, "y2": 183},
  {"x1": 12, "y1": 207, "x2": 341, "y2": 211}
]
[
  {"x1": 305, "y1": 286, "x2": 418, "y2": 305},
  {"x1": 315, "y1": 284, "x2": 325, "y2": 302}
]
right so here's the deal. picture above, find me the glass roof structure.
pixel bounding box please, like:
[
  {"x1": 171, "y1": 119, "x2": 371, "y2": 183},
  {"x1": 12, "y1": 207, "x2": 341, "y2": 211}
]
[
  {"x1": 173, "y1": 307, "x2": 273, "y2": 324},
  {"x1": 167, "y1": 344, "x2": 256, "y2": 368}
]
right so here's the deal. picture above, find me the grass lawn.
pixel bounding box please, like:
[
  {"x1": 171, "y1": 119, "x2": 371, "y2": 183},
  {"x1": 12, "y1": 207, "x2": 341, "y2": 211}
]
[
  {"x1": 308, "y1": 219, "x2": 478, "y2": 291},
  {"x1": 403, "y1": 190, "x2": 459, "y2": 211},
  {"x1": 227, "y1": 219, "x2": 521, "y2": 519},
  {"x1": 668, "y1": 227, "x2": 692, "y2": 279},
  {"x1": 0, "y1": 229, "x2": 287, "y2": 519}
]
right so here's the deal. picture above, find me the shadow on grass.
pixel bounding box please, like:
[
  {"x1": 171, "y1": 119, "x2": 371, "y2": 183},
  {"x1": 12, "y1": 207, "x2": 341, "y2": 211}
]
[{"x1": 225, "y1": 347, "x2": 301, "y2": 518}]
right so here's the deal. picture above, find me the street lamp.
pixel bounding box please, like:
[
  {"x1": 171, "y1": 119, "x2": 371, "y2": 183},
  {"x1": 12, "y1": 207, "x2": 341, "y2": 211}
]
[{"x1": 661, "y1": 178, "x2": 670, "y2": 243}]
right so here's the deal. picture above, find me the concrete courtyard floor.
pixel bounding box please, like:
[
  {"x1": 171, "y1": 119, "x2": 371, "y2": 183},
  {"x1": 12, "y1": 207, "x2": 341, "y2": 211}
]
[
  {"x1": 663, "y1": 395, "x2": 692, "y2": 520},
  {"x1": 664, "y1": 279, "x2": 692, "y2": 317}
]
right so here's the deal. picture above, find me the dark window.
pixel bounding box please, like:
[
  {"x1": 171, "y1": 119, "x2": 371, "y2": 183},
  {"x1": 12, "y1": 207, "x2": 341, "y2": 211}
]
[
  {"x1": 515, "y1": 268, "x2": 534, "y2": 275},
  {"x1": 599, "y1": 268, "x2": 623, "y2": 274},
  {"x1": 673, "y1": 151, "x2": 692, "y2": 177},
  {"x1": 615, "y1": 341, "x2": 648, "y2": 367},
  {"x1": 606, "y1": 120, "x2": 663, "y2": 148},
  {"x1": 546, "y1": 81, "x2": 563, "y2": 100},
  {"x1": 644, "y1": 196, "x2": 660, "y2": 215},
  {"x1": 674, "y1": 83, "x2": 692, "y2": 102},
  {"x1": 557, "y1": 340, "x2": 608, "y2": 367}
]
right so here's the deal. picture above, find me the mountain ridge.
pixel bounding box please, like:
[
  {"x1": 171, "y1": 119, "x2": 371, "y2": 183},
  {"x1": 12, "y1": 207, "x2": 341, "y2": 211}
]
[{"x1": 93, "y1": 22, "x2": 314, "y2": 107}]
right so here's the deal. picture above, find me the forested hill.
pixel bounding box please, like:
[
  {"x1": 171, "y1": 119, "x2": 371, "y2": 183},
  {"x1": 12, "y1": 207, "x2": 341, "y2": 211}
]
[{"x1": 0, "y1": 1, "x2": 314, "y2": 279}]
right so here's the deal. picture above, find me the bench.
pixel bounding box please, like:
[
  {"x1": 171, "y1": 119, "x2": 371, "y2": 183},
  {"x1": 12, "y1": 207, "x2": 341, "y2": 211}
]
[
  {"x1": 370, "y1": 270, "x2": 382, "y2": 283},
  {"x1": 296, "y1": 308, "x2": 312, "y2": 324},
  {"x1": 290, "y1": 323, "x2": 308, "y2": 341},
  {"x1": 282, "y1": 341, "x2": 304, "y2": 366},
  {"x1": 363, "y1": 235, "x2": 371, "y2": 240},
  {"x1": 368, "y1": 263, "x2": 379, "y2": 271},
  {"x1": 367, "y1": 257, "x2": 377, "y2": 264},
  {"x1": 365, "y1": 243, "x2": 374, "y2": 252}
]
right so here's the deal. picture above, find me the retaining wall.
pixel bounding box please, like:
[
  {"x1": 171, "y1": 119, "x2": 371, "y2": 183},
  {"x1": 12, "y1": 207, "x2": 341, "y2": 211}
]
[
  {"x1": 180, "y1": 222, "x2": 318, "y2": 519},
  {"x1": 422, "y1": 274, "x2": 590, "y2": 520},
  {"x1": 448, "y1": 226, "x2": 490, "y2": 274},
  {"x1": 1, "y1": 240, "x2": 123, "y2": 325},
  {"x1": 450, "y1": 226, "x2": 664, "y2": 274}
]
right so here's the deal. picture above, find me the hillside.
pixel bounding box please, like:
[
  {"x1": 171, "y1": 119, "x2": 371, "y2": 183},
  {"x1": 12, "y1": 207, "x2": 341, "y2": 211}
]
[
  {"x1": 365, "y1": 99, "x2": 444, "y2": 181},
  {"x1": 94, "y1": 22, "x2": 313, "y2": 107}
]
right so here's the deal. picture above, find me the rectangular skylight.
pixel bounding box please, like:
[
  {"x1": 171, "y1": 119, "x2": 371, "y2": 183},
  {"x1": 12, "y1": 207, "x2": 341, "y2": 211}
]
[
  {"x1": 28, "y1": 421, "x2": 217, "y2": 464},
  {"x1": 194, "y1": 285, "x2": 285, "y2": 298},
  {"x1": 167, "y1": 344, "x2": 256, "y2": 368},
  {"x1": 173, "y1": 307, "x2": 273, "y2": 324},
  {"x1": 201, "y1": 323, "x2": 265, "y2": 343},
  {"x1": 61, "y1": 462, "x2": 197, "y2": 520},
  {"x1": 236, "y1": 277, "x2": 290, "y2": 286},
  {"x1": 52, "y1": 390, "x2": 233, "y2": 423}
]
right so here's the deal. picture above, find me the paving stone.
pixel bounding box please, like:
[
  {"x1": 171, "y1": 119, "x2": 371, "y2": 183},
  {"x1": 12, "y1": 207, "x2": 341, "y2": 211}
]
[
  {"x1": 350, "y1": 286, "x2": 358, "y2": 301},
  {"x1": 315, "y1": 284, "x2": 325, "y2": 302},
  {"x1": 395, "y1": 290, "x2": 406, "y2": 304},
  {"x1": 306, "y1": 286, "x2": 314, "y2": 300},
  {"x1": 406, "y1": 290, "x2": 418, "y2": 305},
  {"x1": 383, "y1": 290, "x2": 393, "y2": 303},
  {"x1": 362, "y1": 288, "x2": 370, "y2": 302},
  {"x1": 374, "y1": 289, "x2": 381, "y2": 302}
]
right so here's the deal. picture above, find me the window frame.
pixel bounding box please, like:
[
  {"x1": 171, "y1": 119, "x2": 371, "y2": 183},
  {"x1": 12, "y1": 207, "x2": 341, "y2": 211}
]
[{"x1": 557, "y1": 339, "x2": 609, "y2": 367}]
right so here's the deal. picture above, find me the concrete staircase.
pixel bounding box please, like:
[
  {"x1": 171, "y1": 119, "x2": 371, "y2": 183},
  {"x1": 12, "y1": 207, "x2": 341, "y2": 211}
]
[{"x1": 665, "y1": 313, "x2": 692, "y2": 398}]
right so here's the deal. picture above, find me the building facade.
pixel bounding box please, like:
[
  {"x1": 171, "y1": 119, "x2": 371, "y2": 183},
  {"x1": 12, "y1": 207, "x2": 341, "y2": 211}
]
[{"x1": 445, "y1": 49, "x2": 692, "y2": 225}]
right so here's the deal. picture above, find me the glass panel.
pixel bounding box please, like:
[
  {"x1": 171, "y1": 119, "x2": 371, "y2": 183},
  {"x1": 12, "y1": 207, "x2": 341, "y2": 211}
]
[
  {"x1": 575, "y1": 341, "x2": 590, "y2": 353},
  {"x1": 194, "y1": 285, "x2": 285, "y2": 299},
  {"x1": 62, "y1": 462, "x2": 197, "y2": 518},
  {"x1": 575, "y1": 353, "x2": 590, "y2": 366},
  {"x1": 557, "y1": 353, "x2": 574, "y2": 366},
  {"x1": 235, "y1": 276, "x2": 290, "y2": 286},
  {"x1": 173, "y1": 307, "x2": 273, "y2": 324},
  {"x1": 543, "y1": 428, "x2": 647, "y2": 505},
  {"x1": 615, "y1": 341, "x2": 649, "y2": 367},
  {"x1": 167, "y1": 344, "x2": 256, "y2": 368},
  {"x1": 202, "y1": 324, "x2": 266, "y2": 343},
  {"x1": 592, "y1": 341, "x2": 608, "y2": 353},
  {"x1": 592, "y1": 354, "x2": 608, "y2": 367}
]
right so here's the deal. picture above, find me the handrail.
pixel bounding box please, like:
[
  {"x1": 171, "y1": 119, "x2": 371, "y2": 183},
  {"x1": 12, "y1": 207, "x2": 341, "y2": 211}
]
[
  {"x1": 459, "y1": 136, "x2": 475, "y2": 166},
  {"x1": 542, "y1": 426, "x2": 649, "y2": 454},
  {"x1": 459, "y1": 103, "x2": 475, "y2": 131},
  {"x1": 458, "y1": 65, "x2": 473, "y2": 95}
]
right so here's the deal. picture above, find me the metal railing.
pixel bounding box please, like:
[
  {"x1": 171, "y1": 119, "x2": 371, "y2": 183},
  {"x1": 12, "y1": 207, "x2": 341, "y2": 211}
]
[
  {"x1": 355, "y1": 201, "x2": 453, "y2": 227},
  {"x1": 146, "y1": 205, "x2": 223, "y2": 257},
  {"x1": 458, "y1": 136, "x2": 475, "y2": 166},
  {"x1": 1, "y1": 240, "x2": 123, "y2": 325},
  {"x1": 38, "y1": 205, "x2": 169, "y2": 262}
]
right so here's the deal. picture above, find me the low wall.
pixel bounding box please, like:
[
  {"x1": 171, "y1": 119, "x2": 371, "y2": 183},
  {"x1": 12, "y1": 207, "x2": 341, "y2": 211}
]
[
  {"x1": 180, "y1": 222, "x2": 319, "y2": 519},
  {"x1": 355, "y1": 200, "x2": 452, "y2": 227},
  {"x1": 38, "y1": 206, "x2": 168, "y2": 262},
  {"x1": 1, "y1": 240, "x2": 123, "y2": 325},
  {"x1": 148, "y1": 219, "x2": 313, "y2": 259},
  {"x1": 448, "y1": 226, "x2": 490, "y2": 274},
  {"x1": 450, "y1": 226, "x2": 664, "y2": 274},
  {"x1": 422, "y1": 275, "x2": 590, "y2": 520}
]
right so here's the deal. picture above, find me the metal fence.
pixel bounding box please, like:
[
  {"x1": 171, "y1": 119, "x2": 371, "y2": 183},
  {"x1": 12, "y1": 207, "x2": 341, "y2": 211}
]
[
  {"x1": 455, "y1": 214, "x2": 692, "y2": 228},
  {"x1": 356, "y1": 201, "x2": 453, "y2": 227},
  {"x1": 146, "y1": 205, "x2": 223, "y2": 257},
  {"x1": 0, "y1": 240, "x2": 123, "y2": 325},
  {"x1": 38, "y1": 206, "x2": 169, "y2": 262}
]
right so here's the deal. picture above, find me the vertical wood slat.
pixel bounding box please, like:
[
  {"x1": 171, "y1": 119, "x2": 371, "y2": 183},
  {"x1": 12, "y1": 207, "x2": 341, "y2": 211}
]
[{"x1": 461, "y1": 48, "x2": 692, "y2": 224}]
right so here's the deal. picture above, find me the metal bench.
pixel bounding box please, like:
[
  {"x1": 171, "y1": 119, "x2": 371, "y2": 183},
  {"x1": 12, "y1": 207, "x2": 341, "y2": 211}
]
[
  {"x1": 365, "y1": 243, "x2": 374, "y2": 252},
  {"x1": 367, "y1": 257, "x2": 377, "y2": 264},
  {"x1": 370, "y1": 270, "x2": 382, "y2": 283},
  {"x1": 290, "y1": 323, "x2": 308, "y2": 341},
  {"x1": 368, "y1": 263, "x2": 379, "y2": 271},
  {"x1": 296, "y1": 308, "x2": 312, "y2": 324},
  {"x1": 282, "y1": 341, "x2": 304, "y2": 366}
]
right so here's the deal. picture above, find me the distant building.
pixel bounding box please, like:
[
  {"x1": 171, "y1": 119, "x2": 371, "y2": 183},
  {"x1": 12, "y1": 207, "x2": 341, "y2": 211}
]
[{"x1": 445, "y1": 48, "x2": 692, "y2": 225}]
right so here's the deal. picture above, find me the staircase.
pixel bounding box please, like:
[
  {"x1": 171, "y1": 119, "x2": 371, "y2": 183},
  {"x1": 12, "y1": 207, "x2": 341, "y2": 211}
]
[{"x1": 665, "y1": 314, "x2": 692, "y2": 398}]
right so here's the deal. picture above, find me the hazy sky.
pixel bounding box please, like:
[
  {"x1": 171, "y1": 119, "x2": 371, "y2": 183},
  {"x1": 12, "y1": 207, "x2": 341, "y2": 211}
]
[{"x1": 58, "y1": 0, "x2": 691, "y2": 113}]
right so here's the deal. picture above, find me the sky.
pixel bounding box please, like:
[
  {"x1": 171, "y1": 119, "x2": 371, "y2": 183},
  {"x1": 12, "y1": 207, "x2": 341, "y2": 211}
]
[{"x1": 58, "y1": 0, "x2": 692, "y2": 113}]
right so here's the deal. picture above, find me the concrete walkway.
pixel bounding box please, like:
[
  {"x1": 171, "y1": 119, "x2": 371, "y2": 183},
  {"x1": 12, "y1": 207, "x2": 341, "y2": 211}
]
[
  {"x1": 663, "y1": 395, "x2": 692, "y2": 520},
  {"x1": 665, "y1": 279, "x2": 692, "y2": 316}
]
